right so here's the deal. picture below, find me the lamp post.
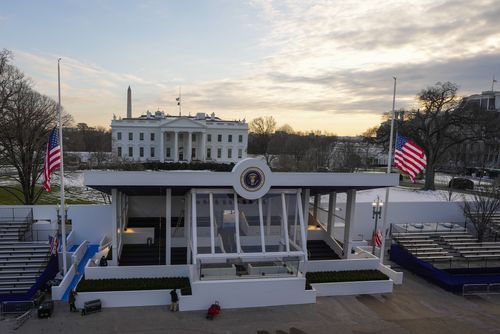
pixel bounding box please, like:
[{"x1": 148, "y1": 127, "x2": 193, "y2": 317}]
[{"x1": 372, "y1": 197, "x2": 383, "y2": 255}]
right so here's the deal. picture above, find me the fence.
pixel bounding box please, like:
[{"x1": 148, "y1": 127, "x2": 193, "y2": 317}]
[
  {"x1": 463, "y1": 283, "x2": 500, "y2": 295},
  {"x1": 0, "y1": 300, "x2": 34, "y2": 319}
]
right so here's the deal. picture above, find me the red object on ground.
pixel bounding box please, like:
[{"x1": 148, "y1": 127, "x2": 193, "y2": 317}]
[{"x1": 207, "y1": 303, "x2": 221, "y2": 319}]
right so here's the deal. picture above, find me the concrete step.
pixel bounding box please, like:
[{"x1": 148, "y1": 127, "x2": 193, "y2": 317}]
[{"x1": 0, "y1": 275, "x2": 38, "y2": 282}]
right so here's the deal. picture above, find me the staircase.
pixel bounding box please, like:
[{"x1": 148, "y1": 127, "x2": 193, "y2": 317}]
[
  {"x1": 307, "y1": 240, "x2": 340, "y2": 260},
  {"x1": 120, "y1": 217, "x2": 166, "y2": 266}
]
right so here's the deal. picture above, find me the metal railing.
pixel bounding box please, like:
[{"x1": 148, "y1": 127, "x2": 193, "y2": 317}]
[{"x1": 463, "y1": 283, "x2": 500, "y2": 296}]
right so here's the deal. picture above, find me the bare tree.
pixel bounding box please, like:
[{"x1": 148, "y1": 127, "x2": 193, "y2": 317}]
[
  {"x1": 0, "y1": 50, "x2": 72, "y2": 204},
  {"x1": 461, "y1": 185, "x2": 500, "y2": 242},
  {"x1": 249, "y1": 116, "x2": 277, "y2": 165}
]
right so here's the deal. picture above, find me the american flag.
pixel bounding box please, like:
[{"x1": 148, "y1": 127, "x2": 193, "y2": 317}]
[
  {"x1": 42, "y1": 128, "x2": 61, "y2": 192},
  {"x1": 49, "y1": 233, "x2": 59, "y2": 255},
  {"x1": 394, "y1": 134, "x2": 427, "y2": 183},
  {"x1": 373, "y1": 230, "x2": 382, "y2": 247}
]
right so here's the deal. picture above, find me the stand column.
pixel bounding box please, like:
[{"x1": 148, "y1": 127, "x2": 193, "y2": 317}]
[{"x1": 343, "y1": 189, "x2": 357, "y2": 259}]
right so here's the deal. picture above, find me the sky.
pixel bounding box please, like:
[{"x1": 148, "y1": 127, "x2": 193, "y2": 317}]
[{"x1": 1, "y1": 0, "x2": 500, "y2": 135}]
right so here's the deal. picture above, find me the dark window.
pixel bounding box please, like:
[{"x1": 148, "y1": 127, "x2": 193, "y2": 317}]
[
  {"x1": 166, "y1": 147, "x2": 171, "y2": 157},
  {"x1": 207, "y1": 148, "x2": 211, "y2": 159},
  {"x1": 238, "y1": 148, "x2": 242, "y2": 159},
  {"x1": 217, "y1": 148, "x2": 222, "y2": 158},
  {"x1": 150, "y1": 133, "x2": 155, "y2": 141},
  {"x1": 228, "y1": 134, "x2": 232, "y2": 142},
  {"x1": 128, "y1": 132, "x2": 133, "y2": 140},
  {"x1": 192, "y1": 148, "x2": 196, "y2": 158},
  {"x1": 140, "y1": 133, "x2": 144, "y2": 141},
  {"x1": 117, "y1": 147, "x2": 122, "y2": 157},
  {"x1": 238, "y1": 135, "x2": 243, "y2": 143},
  {"x1": 228, "y1": 148, "x2": 232, "y2": 159},
  {"x1": 139, "y1": 147, "x2": 144, "y2": 157},
  {"x1": 217, "y1": 134, "x2": 222, "y2": 142},
  {"x1": 117, "y1": 132, "x2": 122, "y2": 140},
  {"x1": 207, "y1": 134, "x2": 212, "y2": 142},
  {"x1": 128, "y1": 147, "x2": 133, "y2": 157},
  {"x1": 150, "y1": 147, "x2": 155, "y2": 158},
  {"x1": 192, "y1": 133, "x2": 196, "y2": 142}
]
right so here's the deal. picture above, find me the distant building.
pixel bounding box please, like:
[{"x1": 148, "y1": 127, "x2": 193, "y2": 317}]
[
  {"x1": 111, "y1": 87, "x2": 248, "y2": 163},
  {"x1": 463, "y1": 90, "x2": 500, "y2": 112}
]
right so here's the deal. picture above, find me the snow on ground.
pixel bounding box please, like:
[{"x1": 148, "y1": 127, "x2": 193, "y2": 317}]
[{"x1": 323, "y1": 187, "x2": 473, "y2": 203}]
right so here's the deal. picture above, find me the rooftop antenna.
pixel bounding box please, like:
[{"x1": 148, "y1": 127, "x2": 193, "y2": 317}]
[
  {"x1": 492, "y1": 75, "x2": 497, "y2": 91},
  {"x1": 176, "y1": 87, "x2": 182, "y2": 116}
]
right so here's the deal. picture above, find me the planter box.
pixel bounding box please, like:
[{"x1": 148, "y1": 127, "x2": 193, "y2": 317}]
[
  {"x1": 311, "y1": 279, "x2": 393, "y2": 297},
  {"x1": 75, "y1": 289, "x2": 172, "y2": 308}
]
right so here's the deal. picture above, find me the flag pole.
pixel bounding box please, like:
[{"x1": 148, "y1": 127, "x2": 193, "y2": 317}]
[
  {"x1": 57, "y1": 58, "x2": 67, "y2": 275},
  {"x1": 379, "y1": 77, "x2": 396, "y2": 263}
]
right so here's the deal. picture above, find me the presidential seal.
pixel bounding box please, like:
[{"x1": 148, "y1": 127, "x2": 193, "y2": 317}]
[{"x1": 240, "y1": 167, "x2": 265, "y2": 192}]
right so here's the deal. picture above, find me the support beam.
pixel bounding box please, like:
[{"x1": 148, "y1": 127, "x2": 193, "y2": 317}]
[
  {"x1": 327, "y1": 192, "x2": 337, "y2": 239},
  {"x1": 166, "y1": 188, "x2": 172, "y2": 265},
  {"x1": 110, "y1": 189, "x2": 118, "y2": 266},
  {"x1": 343, "y1": 189, "x2": 357, "y2": 259},
  {"x1": 209, "y1": 193, "x2": 215, "y2": 254},
  {"x1": 296, "y1": 191, "x2": 308, "y2": 261},
  {"x1": 191, "y1": 190, "x2": 197, "y2": 264},
  {"x1": 302, "y1": 188, "x2": 310, "y2": 240},
  {"x1": 258, "y1": 198, "x2": 266, "y2": 253},
  {"x1": 313, "y1": 194, "x2": 320, "y2": 221},
  {"x1": 233, "y1": 193, "x2": 241, "y2": 254}
]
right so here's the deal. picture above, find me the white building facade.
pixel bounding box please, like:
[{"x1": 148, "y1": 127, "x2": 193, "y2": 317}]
[{"x1": 111, "y1": 111, "x2": 248, "y2": 163}]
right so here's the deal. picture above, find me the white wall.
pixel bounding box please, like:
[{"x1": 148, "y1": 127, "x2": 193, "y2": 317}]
[
  {"x1": 311, "y1": 279, "x2": 393, "y2": 297},
  {"x1": 84, "y1": 264, "x2": 190, "y2": 280},
  {"x1": 76, "y1": 289, "x2": 171, "y2": 308},
  {"x1": 70, "y1": 205, "x2": 112, "y2": 244}
]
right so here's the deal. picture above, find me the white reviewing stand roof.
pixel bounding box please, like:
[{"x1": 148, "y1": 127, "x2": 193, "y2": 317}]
[{"x1": 84, "y1": 159, "x2": 398, "y2": 196}]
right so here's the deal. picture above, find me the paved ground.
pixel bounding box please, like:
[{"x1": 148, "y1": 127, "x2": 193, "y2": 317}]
[{"x1": 3, "y1": 266, "x2": 500, "y2": 334}]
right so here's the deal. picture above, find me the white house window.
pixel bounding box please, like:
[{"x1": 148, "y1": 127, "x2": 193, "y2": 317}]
[
  {"x1": 238, "y1": 148, "x2": 242, "y2": 159},
  {"x1": 117, "y1": 132, "x2": 122, "y2": 140},
  {"x1": 117, "y1": 147, "x2": 122, "y2": 157},
  {"x1": 207, "y1": 134, "x2": 212, "y2": 142},
  {"x1": 192, "y1": 133, "x2": 196, "y2": 142},
  {"x1": 192, "y1": 148, "x2": 196, "y2": 158},
  {"x1": 228, "y1": 134, "x2": 232, "y2": 143},
  {"x1": 150, "y1": 133, "x2": 155, "y2": 141},
  {"x1": 139, "y1": 147, "x2": 144, "y2": 157},
  {"x1": 140, "y1": 132, "x2": 144, "y2": 141},
  {"x1": 166, "y1": 147, "x2": 171, "y2": 158},
  {"x1": 217, "y1": 148, "x2": 222, "y2": 158},
  {"x1": 128, "y1": 132, "x2": 133, "y2": 140},
  {"x1": 228, "y1": 148, "x2": 232, "y2": 159},
  {"x1": 150, "y1": 147, "x2": 155, "y2": 158},
  {"x1": 207, "y1": 148, "x2": 211, "y2": 159},
  {"x1": 128, "y1": 147, "x2": 133, "y2": 157},
  {"x1": 217, "y1": 134, "x2": 222, "y2": 142},
  {"x1": 238, "y1": 135, "x2": 243, "y2": 143}
]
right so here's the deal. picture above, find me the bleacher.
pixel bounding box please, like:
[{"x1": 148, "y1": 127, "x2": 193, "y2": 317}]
[
  {"x1": 393, "y1": 222, "x2": 500, "y2": 266},
  {"x1": 0, "y1": 219, "x2": 51, "y2": 296}
]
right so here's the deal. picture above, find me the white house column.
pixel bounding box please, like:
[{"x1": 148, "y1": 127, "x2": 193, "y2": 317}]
[
  {"x1": 166, "y1": 188, "x2": 172, "y2": 265},
  {"x1": 159, "y1": 131, "x2": 165, "y2": 162},
  {"x1": 201, "y1": 132, "x2": 206, "y2": 161},
  {"x1": 173, "y1": 131, "x2": 178, "y2": 162},
  {"x1": 110, "y1": 188, "x2": 118, "y2": 266},
  {"x1": 187, "y1": 131, "x2": 192, "y2": 162},
  {"x1": 343, "y1": 189, "x2": 357, "y2": 259},
  {"x1": 327, "y1": 192, "x2": 337, "y2": 239}
]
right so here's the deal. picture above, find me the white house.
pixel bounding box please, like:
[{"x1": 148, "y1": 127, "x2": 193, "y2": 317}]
[{"x1": 111, "y1": 87, "x2": 248, "y2": 163}]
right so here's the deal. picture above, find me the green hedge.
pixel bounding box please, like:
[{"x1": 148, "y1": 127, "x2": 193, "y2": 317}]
[
  {"x1": 76, "y1": 277, "x2": 191, "y2": 295},
  {"x1": 305, "y1": 270, "x2": 389, "y2": 290}
]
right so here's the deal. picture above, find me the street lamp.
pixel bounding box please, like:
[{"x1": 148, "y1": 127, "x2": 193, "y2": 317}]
[{"x1": 372, "y1": 197, "x2": 383, "y2": 255}]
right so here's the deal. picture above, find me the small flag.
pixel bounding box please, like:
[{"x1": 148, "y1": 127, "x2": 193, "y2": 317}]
[
  {"x1": 373, "y1": 230, "x2": 382, "y2": 247},
  {"x1": 42, "y1": 128, "x2": 61, "y2": 192},
  {"x1": 49, "y1": 233, "x2": 59, "y2": 255},
  {"x1": 394, "y1": 134, "x2": 427, "y2": 183}
]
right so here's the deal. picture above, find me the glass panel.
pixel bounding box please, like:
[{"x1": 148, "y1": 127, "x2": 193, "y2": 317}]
[
  {"x1": 199, "y1": 257, "x2": 300, "y2": 281},
  {"x1": 196, "y1": 193, "x2": 211, "y2": 254},
  {"x1": 262, "y1": 194, "x2": 286, "y2": 252},
  {"x1": 237, "y1": 197, "x2": 263, "y2": 253},
  {"x1": 285, "y1": 193, "x2": 302, "y2": 251},
  {"x1": 213, "y1": 193, "x2": 236, "y2": 253}
]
